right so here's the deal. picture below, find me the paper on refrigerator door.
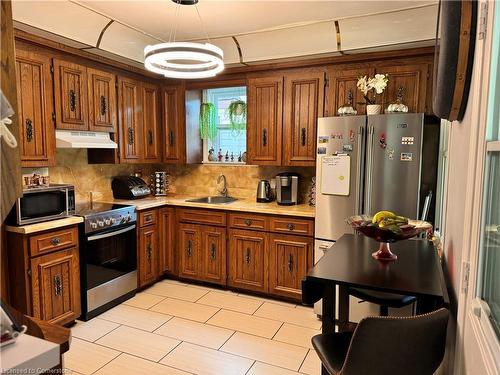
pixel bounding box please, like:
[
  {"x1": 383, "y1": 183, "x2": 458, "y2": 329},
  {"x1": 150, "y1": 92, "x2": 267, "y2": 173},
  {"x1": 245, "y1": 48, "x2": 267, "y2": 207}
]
[{"x1": 321, "y1": 155, "x2": 350, "y2": 196}]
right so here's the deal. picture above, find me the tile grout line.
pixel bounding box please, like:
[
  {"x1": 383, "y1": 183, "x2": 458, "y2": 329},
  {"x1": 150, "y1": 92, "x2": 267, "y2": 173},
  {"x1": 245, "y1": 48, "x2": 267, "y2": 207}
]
[
  {"x1": 156, "y1": 339, "x2": 183, "y2": 363},
  {"x1": 296, "y1": 348, "x2": 311, "y2": 374},
  {"x1": 87, "y1": 348, "x2": 123, "y2": 375},
  {"x1": 244, "y1": 360, "x2": 257, "y2": 375},
  {"x1": 88, "y1": 322, "x2": 123, "y2": 343},
  {"x1": 270, "y1": 321, "x2": 284, "y2": 340},
  {"x1": 217, "y1": 330, "x2": 237, "y2": 350}
]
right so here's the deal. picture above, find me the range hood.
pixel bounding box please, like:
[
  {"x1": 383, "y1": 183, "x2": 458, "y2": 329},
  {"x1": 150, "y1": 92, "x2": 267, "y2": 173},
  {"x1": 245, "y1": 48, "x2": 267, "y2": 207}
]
[{"x1": 55, "y1": 130, "x2": 118, "y2": 149}]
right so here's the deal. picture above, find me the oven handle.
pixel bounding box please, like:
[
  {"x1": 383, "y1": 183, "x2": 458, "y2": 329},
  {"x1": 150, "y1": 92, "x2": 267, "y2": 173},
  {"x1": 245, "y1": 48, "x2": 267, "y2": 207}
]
[{"x1": 87, "y1": 225, "x2": 136, "y2": 242}]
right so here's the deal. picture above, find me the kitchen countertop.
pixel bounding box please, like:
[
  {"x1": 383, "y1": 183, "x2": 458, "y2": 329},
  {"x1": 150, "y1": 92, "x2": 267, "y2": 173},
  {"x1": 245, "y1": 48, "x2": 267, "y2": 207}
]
[
  {"x1": 104, "y1": 195, "x2": 315, "y2": 218},
  {"x1": 5, "y1": 216, "x2": 84, "y2": 234}
]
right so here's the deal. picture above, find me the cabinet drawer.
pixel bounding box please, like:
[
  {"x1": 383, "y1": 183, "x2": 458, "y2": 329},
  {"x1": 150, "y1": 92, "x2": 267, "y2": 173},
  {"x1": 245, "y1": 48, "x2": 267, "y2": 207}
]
[
  {"x1": 139, "y1": 209, "x2": 158, "y2": 227},
  {"x1": 229, "y1": 213, "x2": 268, "y2": 231},
  {"x1": 177, "y1": 208, "x2": 226, "y2": 227},
  {"x1": 29, "y1": 226, "x2": 78, "y2": 257},
  {"x1": 269, "y1": 217, "x2": 314, "y2": 236}
]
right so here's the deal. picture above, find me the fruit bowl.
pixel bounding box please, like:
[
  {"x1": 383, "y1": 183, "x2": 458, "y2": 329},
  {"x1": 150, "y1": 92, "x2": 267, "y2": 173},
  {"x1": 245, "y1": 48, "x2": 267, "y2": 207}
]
[{"x1": 347, "y1": 215, "x2": 432, "y2": 261}]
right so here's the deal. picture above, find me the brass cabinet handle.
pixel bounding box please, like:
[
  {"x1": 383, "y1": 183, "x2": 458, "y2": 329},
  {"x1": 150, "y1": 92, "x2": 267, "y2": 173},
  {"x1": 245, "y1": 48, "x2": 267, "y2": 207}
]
[
  {"x1": 210, "y1": 243, "x2": 216, "y2": 261},
  {"x1": 127, "y1": 128, "x2": 134, "y2": 145},
  {"x1": 301, "y1": 128, "x2": 306, "y2": 146},
  {"x1": 288, "y1": 254, "x2": 294, "y2": 273},
  {"x1": 245, "y1": 248, "x2": 251, "y2": 265},
  {"x1": 169, "y1": 130, "x2": 175, "y2": 146},
  {"x1": 100, "y1": 95, "x2": 107, "y2": 116},
  {"x1": 54, "y1": 275, "x2": 62, "y2": 296},
  {"x1": 146, "y1": 243, "x2": 152, "y2": 261},
  {"x1": 244, "y1": 219, "x2": 252, "y2": 226},
  {"x1": 262, "y1": 128, "x2": 267, "y2": 146},
  {"x1": 69, "y1": 90, "x2": 76, "y2": 112},
  {"x1": 50, "y1": 237, "x2": 61, "y2": 246},
  {"x1": 187, "y1": 240, "x2": 193, "y2": 257},
  {"x1": 145, "y1": 214, "x2": 152, "y2": 222},
  {"x1": 148, "y1": 129, "x2": 153, "y2": 145},
  {"x1": 25, "y1": 119, "x2": 33, "y2": 142},
  {"x1": 287, "y1": 223, "x2": 295, "y2": 231}
]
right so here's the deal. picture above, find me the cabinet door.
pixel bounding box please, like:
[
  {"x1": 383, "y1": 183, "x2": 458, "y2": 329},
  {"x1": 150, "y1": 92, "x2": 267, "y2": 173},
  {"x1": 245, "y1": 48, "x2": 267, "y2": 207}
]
[
  {"x1": 159, "y1": 207, "x2": 176, "y2": 275},
  {"x1": 53, "y1": 59, "x2": 88, "y2": 130},
  {"x1": 283, "y1": 70, "x2": 325, "y2": 166},
  {"x1": 163, "y1": 86, "x2": 186, "y2": 164},
  {"x1": 200, "y1": 226, "x2": 226, "y2": 285},
  {"x1": 118, "y1": 76, "x2": 142, "y2": 163},
  {"x1": 88, "y1": 68, "x2": 117, "y2": 132},
  {"x1": 269, "y1": 234, "x2": 312, "y2": 300},
  {"x1": 247, "y1": 76, "x2": 283, "y2": 165},
  {"x1": 142, "y1": 83, "x2": 161, "y2": 162},
  {"x1": 15, "y1": 49, "x2": 55, "y2": 167},
  {"x1": 178, "y1": 223, "x2": 200, "y2": 280},
  {"x1": 228, "y1": 229, "x2": 268, "y2": 293},
  {"x1": 375, "y1": 64, "x2": 429, "y2": 113},
  {"x1": 30, "y1": 247, "x2": 81, "y2": 325},
  {"x1": 326, "y1": 67, "x2": 373, "y2": 116},
  {"x1": 138, "y1": 224, "x2": 159, "y2": 287}
]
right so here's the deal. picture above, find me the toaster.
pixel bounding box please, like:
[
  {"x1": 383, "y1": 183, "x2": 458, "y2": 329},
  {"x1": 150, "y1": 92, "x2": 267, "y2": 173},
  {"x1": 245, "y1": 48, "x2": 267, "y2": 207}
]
[{"x1": 111, "y1": 176, "x2": 151, "y2": 199}]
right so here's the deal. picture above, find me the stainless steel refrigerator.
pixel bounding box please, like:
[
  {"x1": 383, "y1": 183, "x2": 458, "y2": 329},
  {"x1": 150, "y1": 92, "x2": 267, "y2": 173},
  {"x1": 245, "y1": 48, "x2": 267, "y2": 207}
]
[{"x1": 314, "y1": 113, "x2": 432, "y2": 319}]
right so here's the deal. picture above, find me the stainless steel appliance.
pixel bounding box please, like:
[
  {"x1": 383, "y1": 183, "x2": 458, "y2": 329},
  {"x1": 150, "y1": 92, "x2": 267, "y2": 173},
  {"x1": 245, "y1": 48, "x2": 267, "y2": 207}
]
[
  {"x1": 314, "y1": 113, "x2": 438, "y2": 317},
  {"x1": 111, "y1": 176, "x2": 151, "y2": 199},
  {"x1": 77, "y1": 202, "x2": 137, "y2": 320},
  {"x1": 12, "y1": 184, "x2": 75, "y2": 225},
  {"x1": 256, "y1": 180, "x2": 273, "y2": 203},
  {"x1": 275, "y1": 173, "x2": 299, "y2": 205}
]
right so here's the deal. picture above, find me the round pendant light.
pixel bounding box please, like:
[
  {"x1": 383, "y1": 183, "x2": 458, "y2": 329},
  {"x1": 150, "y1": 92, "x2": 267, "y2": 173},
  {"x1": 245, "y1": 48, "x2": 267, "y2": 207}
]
[{"x1": 144, "y1": 0, "x2": 224, "y2": 79}]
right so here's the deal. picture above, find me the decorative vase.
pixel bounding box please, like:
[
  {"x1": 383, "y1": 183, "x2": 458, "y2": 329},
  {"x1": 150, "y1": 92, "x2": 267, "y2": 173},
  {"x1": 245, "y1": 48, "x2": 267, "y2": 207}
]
[{"x1": 366, "y1": 104, "x2": 382, "y2": 115}]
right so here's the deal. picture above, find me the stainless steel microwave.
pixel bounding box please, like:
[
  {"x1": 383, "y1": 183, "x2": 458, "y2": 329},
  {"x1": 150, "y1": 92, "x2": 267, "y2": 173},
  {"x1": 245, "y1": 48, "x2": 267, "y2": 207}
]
[{"x1": 15, "y1": 184, "x2": 76, "y2": 225}]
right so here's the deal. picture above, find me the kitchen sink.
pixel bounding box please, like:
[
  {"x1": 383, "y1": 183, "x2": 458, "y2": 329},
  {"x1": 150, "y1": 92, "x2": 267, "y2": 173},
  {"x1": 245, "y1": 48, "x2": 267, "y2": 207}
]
[{"x1": 185, "y1": 196, "x2": 238, "y2": 204}]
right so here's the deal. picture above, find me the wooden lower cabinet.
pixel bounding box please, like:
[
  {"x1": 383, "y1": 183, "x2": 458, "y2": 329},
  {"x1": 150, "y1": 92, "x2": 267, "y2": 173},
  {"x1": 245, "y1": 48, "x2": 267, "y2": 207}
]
[
  {"x1": 269, "y1": 234, "x2": 313, "y2": 299},
  {"x1": 30, "y1": 247, "x2": 81, "y2": 325},
  {"x1": 228, "y1": 229, "x2": 268, "y2": 293},
  {"x1": 178, "y1": 223, "x2": 201, "y2": 280},
  {"x1": 138, "y1": 224, "x2": 159, "y2": 287},
  {"x1": 6, "y1": 225, "x2": 81, "y2": 326},
  {"x1": 200, "y1": 226, "x2": 226, "y2": 285},
  {"x1": 159, "y1": 207, "x2": 176, "y2": 275}
]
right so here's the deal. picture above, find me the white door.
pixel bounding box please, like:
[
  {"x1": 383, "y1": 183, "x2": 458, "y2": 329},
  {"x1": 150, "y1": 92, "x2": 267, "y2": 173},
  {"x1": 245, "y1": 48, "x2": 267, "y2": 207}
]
[{"x1": 457, "y1": 2, "x2": 500, "y2": 374}]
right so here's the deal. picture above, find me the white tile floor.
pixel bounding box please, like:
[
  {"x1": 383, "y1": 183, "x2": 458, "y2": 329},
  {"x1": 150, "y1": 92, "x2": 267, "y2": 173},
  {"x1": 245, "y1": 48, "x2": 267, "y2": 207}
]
[{"x1": 65, "y1": 279, "x2": 322, "y2": 375}]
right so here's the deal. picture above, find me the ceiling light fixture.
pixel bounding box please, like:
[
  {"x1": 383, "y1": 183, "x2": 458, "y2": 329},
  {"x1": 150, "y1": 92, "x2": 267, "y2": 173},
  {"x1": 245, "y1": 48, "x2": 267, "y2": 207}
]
[{"x1": 144, "y1": 0, "x2": 224, "y2": 79}]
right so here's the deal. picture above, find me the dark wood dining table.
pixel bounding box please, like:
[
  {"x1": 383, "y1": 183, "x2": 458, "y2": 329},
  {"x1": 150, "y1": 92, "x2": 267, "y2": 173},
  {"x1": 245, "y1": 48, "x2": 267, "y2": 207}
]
[{"x1": 302, "y1": 233, "x2": 449, "y2": 338}]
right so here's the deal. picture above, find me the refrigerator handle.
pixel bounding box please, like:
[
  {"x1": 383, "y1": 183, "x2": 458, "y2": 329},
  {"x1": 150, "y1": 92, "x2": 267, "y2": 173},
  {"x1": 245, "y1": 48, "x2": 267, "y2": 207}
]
[
  {"x1": 365, "y1": 125, "x2": 375, "y2": 215},
  {"x1": 354, "y1": 125, "x2": 364, "y2": 215}
]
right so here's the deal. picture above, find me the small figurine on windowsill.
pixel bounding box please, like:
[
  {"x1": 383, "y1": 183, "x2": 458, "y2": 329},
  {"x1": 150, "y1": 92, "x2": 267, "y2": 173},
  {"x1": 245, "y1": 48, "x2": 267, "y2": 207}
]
[
  {"x1": 225, "y1": 151, "x2": 229, "y2": 162},
  {"x1": 217, "y1": 148, "x2": 223, "y2": 162},
  {"x1": 208, "y1": 148, "x2": 216, "y2": 162},
  {"x1": 238, "y1": 152, "x2": 242, "y2": 162},
  {"x1": 230, "y1": 152, "x2": 234, "y2": 162}
]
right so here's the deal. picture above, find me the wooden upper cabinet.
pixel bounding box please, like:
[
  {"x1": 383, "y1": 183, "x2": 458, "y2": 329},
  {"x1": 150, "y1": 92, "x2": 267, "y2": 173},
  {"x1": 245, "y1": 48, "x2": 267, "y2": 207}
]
[
  {"x1": 163, "y1": 86, "x2": 185, "y2": 164},
  {"x1": 30, "y1": 247, "x2": 81, "y2": 325},
  {"x1": 53, "y1": 59, "x2": 88, "y2": 130},
  {"x1": 118, "y1": 76, "x2": 142, "y2": 163},
  {"x1": 15, "y1": 49, "x2": 55, "y2": 167},
  {"x1": 87, "y1": 68, "x2": 117, "y2": 132},
  {"x1": 326, "y1": 67, "x2": 373, "y2": 117},
  {"x1": 283, "y1": 70, "x2": 325, "y2": 166},
  {"x1": 142, "y1": 83, "x2": 161, "y2": 162},
  {"x1": 376, "y1": 63, "x2": 429, "y2": 113},
  {"x1": 247, "y1": 76, "x2": 283, "y2": 165}
]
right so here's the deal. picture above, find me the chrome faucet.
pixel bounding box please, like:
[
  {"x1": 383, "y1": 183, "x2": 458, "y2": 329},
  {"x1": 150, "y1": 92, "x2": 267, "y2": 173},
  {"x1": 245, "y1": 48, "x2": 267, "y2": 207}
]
[{"x1": 217, "y1": 174, "x2": 228, "y2": 197}]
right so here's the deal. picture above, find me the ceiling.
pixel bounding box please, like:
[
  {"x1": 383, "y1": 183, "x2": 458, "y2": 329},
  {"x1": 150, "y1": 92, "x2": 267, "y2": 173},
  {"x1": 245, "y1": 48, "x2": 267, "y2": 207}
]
[
  {"x1": 12, "y1": 0, "x2": 439, "y2": 71},
  {"x1": 74, "y1": 0, "x2": 437, "y2": 42}
]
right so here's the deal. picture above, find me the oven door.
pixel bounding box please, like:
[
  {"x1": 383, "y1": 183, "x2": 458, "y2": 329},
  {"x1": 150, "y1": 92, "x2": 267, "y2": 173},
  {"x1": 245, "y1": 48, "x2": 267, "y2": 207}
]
[
  {"x1": 17, "y1": 189, "x2": 69, "y2": 225},
  {"x1": 84, "y1": 224, "x2": 137, "y2": 312}
]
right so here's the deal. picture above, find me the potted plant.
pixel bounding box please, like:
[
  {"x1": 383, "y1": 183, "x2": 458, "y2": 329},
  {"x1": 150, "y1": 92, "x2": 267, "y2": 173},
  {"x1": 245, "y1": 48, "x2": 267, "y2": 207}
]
[
  {"x1": 199, "y1": 102, "x2": 217, "y2": 140},
  {"x1": 357, "y1": 74, "x2": 389, "y2": 115},
  {"x1": 227, "y1": 99, "x2": 246, "y2": 135}
]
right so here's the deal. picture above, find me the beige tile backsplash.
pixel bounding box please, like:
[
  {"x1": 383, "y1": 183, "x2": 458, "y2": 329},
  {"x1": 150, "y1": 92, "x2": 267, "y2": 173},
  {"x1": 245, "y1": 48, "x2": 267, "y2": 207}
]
[{"x1": 46, "y1": 149, "x2": 315, "y2": 203}]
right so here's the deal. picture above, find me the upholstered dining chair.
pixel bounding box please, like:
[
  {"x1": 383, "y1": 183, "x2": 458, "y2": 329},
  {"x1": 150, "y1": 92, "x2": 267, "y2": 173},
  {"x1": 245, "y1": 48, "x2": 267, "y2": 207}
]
[
  {"x1": 311, "y1": 308, "x2": 449, "y2": 375},
  {"x1": 348, "y1": 287, "x2": 417, "y2": 316}
]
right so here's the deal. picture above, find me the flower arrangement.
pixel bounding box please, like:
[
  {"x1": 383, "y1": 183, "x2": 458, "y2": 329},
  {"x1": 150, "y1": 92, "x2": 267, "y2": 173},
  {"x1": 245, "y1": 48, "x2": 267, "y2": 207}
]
[{"x1": 357, "y1": 74, "x2": 389, "y2": 105}]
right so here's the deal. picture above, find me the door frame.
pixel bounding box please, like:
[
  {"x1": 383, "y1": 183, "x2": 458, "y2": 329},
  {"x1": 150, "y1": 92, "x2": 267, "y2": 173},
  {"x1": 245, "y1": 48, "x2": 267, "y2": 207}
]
[{"x1": 453, "y1": 1, "x2": 499, "y2": 374}]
